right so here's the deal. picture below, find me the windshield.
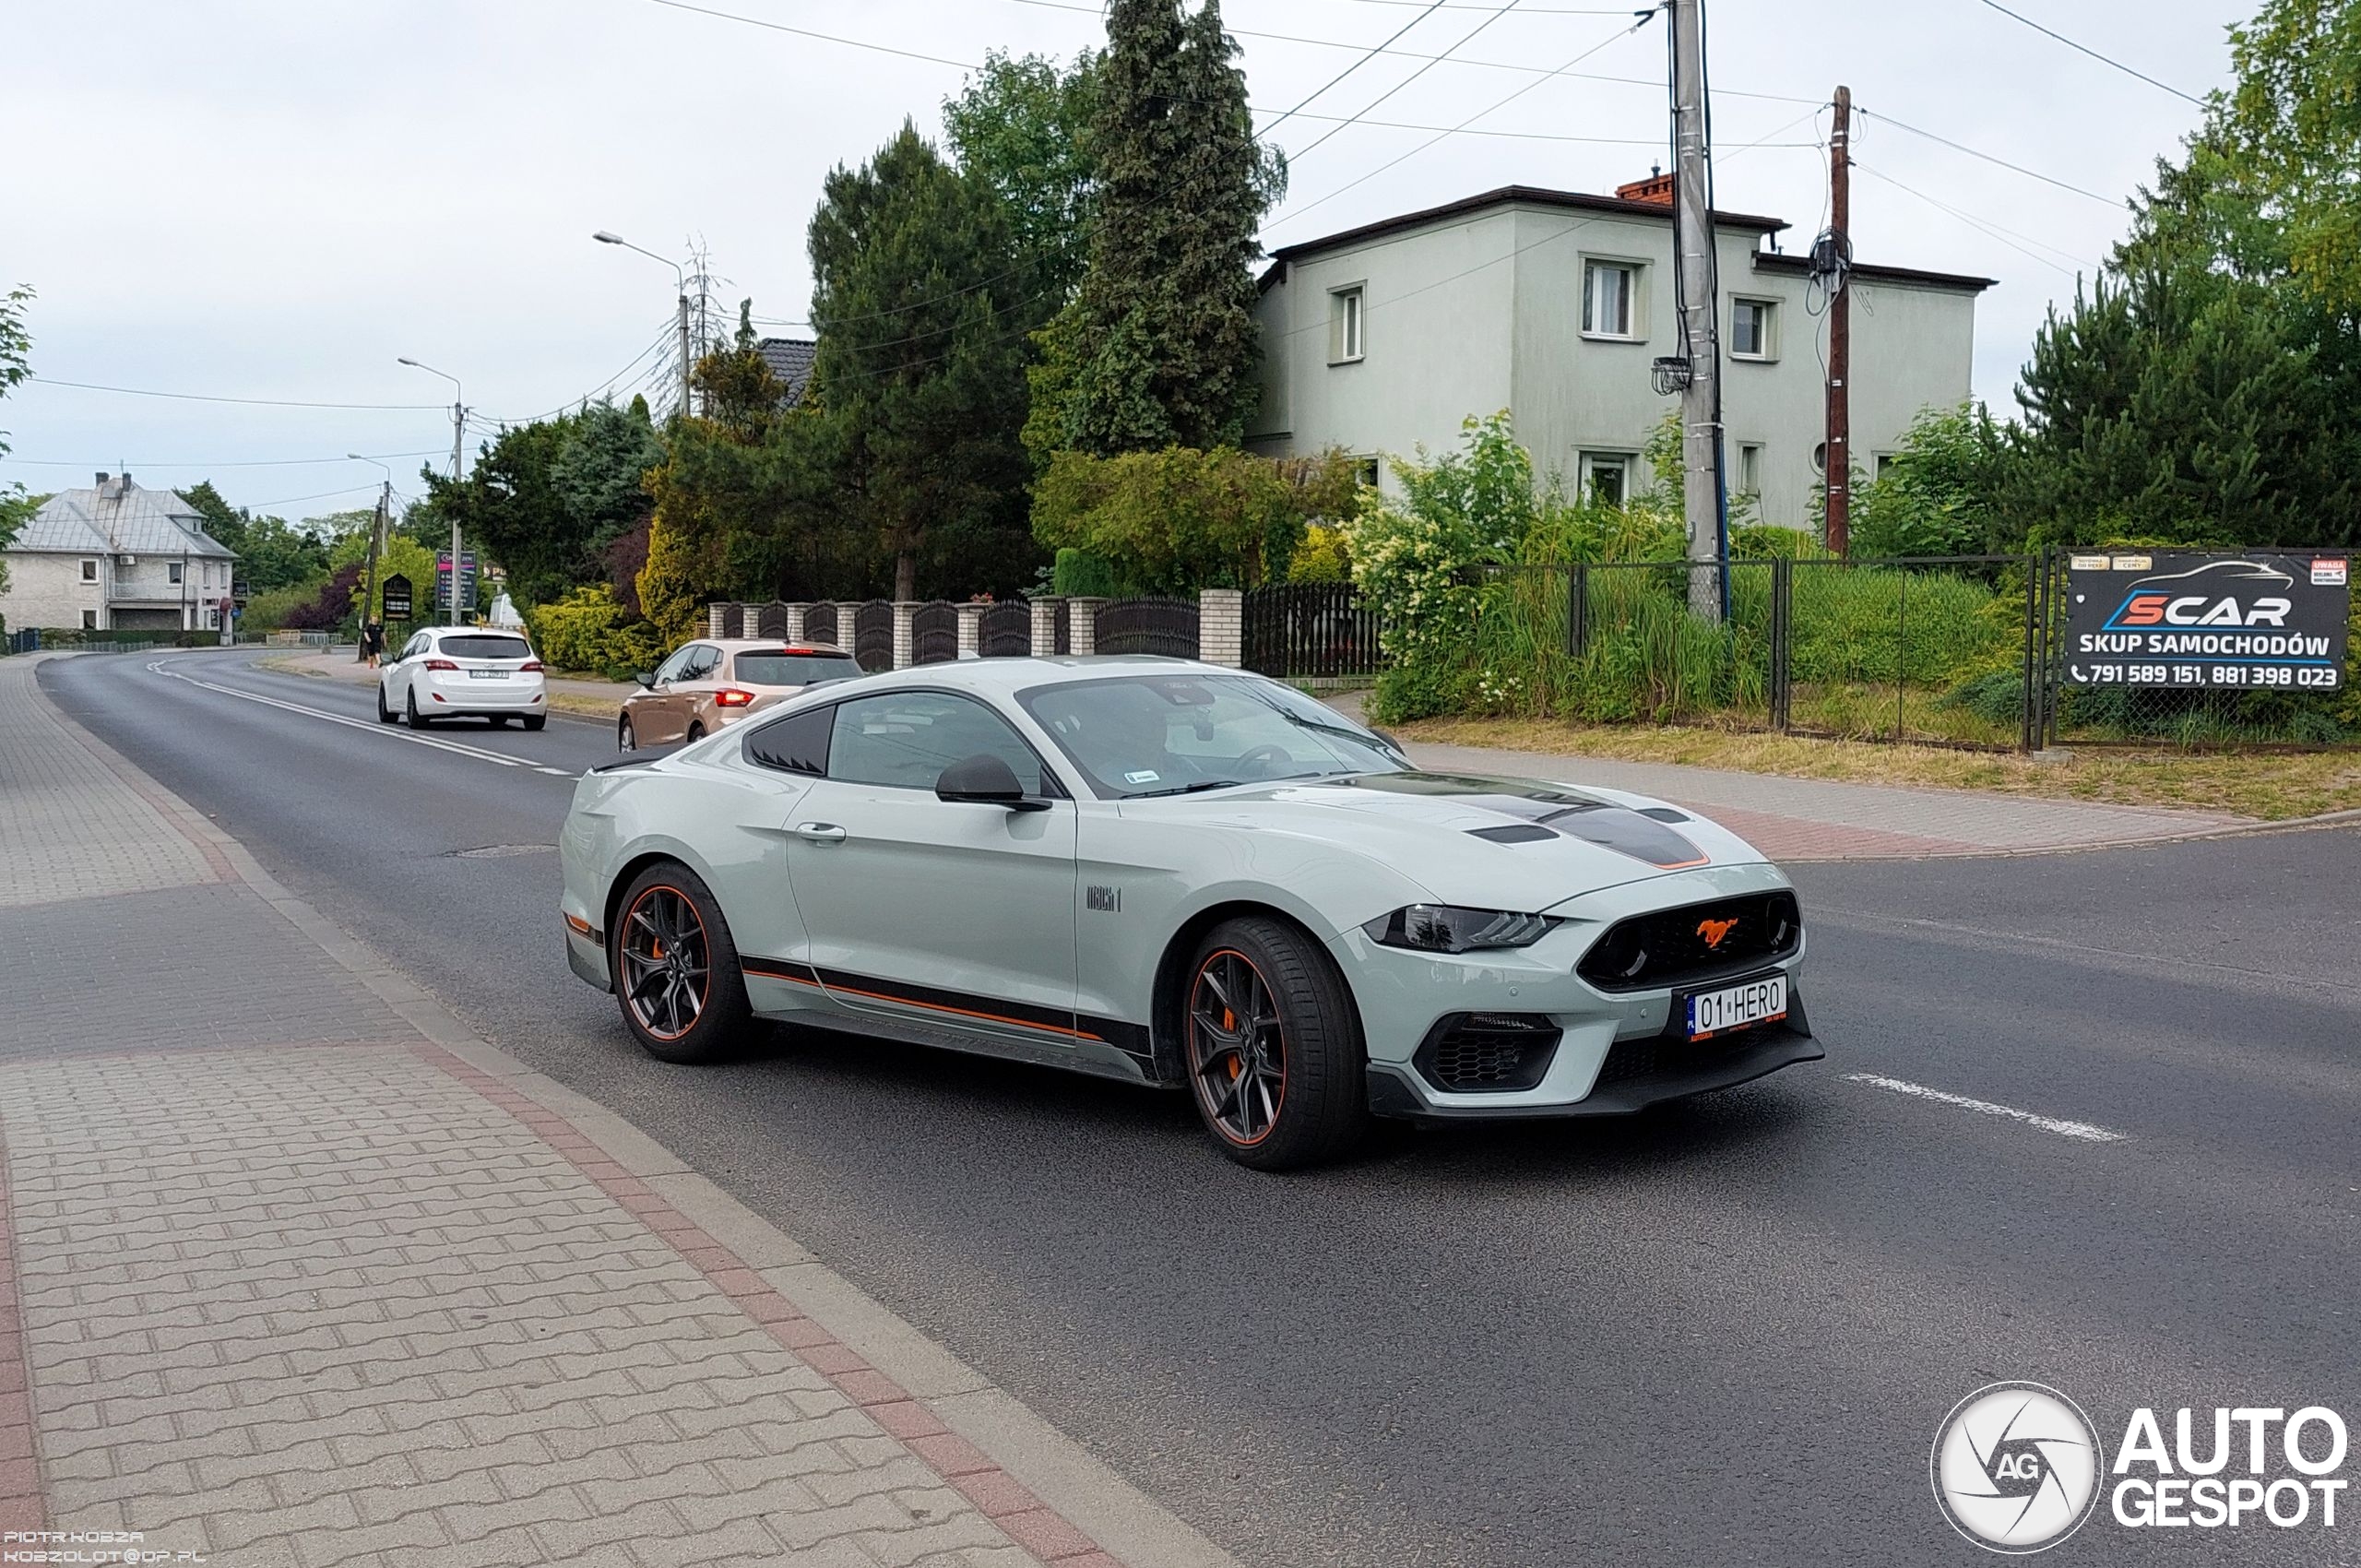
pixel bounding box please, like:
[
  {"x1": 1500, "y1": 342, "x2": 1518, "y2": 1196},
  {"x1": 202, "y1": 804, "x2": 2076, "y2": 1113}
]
[
  {"x1": 1017, "y1": 673, "x2": 1405, "y2": 799},
  {"x1": 734, "y1": 651, "x2": 861, "y2": 688},
  {"x1": 436, "y1": 635, "x2": 531, "y2": 661}
]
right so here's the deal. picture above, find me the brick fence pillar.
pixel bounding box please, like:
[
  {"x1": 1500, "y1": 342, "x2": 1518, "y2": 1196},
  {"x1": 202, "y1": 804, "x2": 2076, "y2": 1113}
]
[
  {"x1": 1066, "y1": 597, "x2": 1107, "y2": 658},
  {"x1": 741, "y1": 605, "x2": 761, "y2": 639},
  {"x1": 955, "y1": 602, "x2": 984, "y2": 659},
  {"x1": 1029, "y1": 598, "x2": 1062, "y2": 658},
  {"x1": 891, "y1": 602, "x2": 919, "y2": 670},
  {"x1": 836, "y1": 603, "x2": 862, "y2": 655},
  {"x1": 1198, "y1": 588, "x2": 1244, "y2": 668},
  {"x1": 706, "y1": 602, "x2": 732, "y2": 638}
]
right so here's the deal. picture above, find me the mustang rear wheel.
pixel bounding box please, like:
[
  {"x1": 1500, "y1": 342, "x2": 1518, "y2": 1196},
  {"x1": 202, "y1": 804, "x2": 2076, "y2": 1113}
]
[
  {"x1": 611, "y1": 863, "x2": 749, "y2": 1063},
  {"x1": 1183, "y1": 917, "x2": 1367, "y2": 1170}
]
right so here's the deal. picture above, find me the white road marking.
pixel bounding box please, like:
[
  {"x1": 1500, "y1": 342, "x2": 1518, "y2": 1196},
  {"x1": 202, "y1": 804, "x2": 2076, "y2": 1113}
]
[
  {"x1": 148, "y1": 660, "x2": 579, "y2": 777},
  {"x1": 1842, "y1": 1072, "x2": 2129, "y2": 1144}
]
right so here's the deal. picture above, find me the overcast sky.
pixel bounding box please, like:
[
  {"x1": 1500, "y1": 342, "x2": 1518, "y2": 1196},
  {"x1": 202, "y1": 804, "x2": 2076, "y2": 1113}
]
[{"x1": 2, "y1": 0, "x2": 2245, "y2": 520}]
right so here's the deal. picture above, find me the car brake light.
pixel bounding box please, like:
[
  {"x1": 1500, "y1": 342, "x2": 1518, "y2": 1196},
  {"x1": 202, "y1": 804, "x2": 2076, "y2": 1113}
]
[
  {"x1": 423, "y1": 659, "x2": 458, "y2": 671},
  {"x1": 714, "y1": 688, "x2": 756, "y2": 707},
  {"x1": 520, "y1": 660, "x2": 543, "y2": 672}
]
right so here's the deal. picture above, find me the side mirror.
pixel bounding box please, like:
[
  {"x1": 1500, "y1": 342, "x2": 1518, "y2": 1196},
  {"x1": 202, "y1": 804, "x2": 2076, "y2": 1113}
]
[
  {"x1": 936, "y1": 753, "x2": 1050, "y2": 812},
  {"x1": 635, "y1": 671, "x2": 657, "y2": 690}
]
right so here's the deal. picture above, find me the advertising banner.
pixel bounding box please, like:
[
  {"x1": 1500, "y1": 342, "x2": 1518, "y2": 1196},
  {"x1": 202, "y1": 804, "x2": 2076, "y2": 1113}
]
[{"x1": 2062, "y1": 551, "x2": 2349, "y2": 691}]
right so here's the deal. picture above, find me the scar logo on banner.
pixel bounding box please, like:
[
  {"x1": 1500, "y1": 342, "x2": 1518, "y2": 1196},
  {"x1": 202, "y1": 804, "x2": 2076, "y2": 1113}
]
[{"x1": 2065, "y1": 552, "x2": 2349, "y2": 690}]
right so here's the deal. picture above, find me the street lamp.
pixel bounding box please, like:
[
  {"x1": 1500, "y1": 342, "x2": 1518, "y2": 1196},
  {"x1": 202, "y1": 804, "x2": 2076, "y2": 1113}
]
[
  {"x1": 593, "y1": 231, "x2": 692, "y2": 417},
  {"x1": 397, "y1": 357, "x2": 469, "y2": 624}
]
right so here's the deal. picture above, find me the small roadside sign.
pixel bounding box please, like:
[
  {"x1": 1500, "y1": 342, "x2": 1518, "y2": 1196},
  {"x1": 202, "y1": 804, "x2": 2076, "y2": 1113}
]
[{"x1": 382, "y1": 574, "x2": 414, "y2": 620}]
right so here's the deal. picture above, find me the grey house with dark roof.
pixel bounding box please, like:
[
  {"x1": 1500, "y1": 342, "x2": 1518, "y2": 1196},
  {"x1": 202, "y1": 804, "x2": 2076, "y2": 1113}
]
[
  {"x1": 1245, "y1": 180, "x2": 1992, "y2": 529},
  {"x1": 1, "y1": 474, "x2": 239, "y2": 632},
  {"x1": 757, "y1": 338, "x2": 816, "y2": 405}
]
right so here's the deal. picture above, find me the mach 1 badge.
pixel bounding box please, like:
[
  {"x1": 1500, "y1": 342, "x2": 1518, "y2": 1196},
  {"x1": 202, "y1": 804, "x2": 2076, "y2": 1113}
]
[{"x1": 2065, "y1": 552, "x2": 2349, "y2": 691}]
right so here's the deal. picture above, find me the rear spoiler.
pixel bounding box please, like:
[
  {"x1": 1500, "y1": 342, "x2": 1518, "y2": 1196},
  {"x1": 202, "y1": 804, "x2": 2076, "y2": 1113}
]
[{"x1": 589, "y1": 746, "x2": 682, "y2": 773}]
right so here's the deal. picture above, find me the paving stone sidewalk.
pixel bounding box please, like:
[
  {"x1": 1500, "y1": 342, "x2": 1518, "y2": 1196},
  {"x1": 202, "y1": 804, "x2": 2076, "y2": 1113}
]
[{"x1": 0, "y1": 654, "x2": 1216, "y2": 1568}]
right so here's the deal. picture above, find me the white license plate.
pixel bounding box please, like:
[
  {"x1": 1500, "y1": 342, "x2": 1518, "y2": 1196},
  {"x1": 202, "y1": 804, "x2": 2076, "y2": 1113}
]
[
  {"x1": 1685, "y1": 975, "x2": 1787, "y2": 1040},
  {"x1": 467, "y1": 669, "x2": 507, "y2": 680}
]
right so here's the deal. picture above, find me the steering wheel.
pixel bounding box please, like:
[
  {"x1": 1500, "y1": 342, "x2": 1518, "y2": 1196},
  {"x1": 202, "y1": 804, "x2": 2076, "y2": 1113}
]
[{"x1": 1235, "y1": 742, "x2": 1294, "y2": 777}]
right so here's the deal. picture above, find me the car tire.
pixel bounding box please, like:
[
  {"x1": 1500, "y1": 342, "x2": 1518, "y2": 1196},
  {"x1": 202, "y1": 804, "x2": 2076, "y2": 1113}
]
[
  {"x1": 610, "y1": 862, "x2": 750, "y2": 1064},
  {"x1": 1181, "y1": 916, "x2": 1369, "y2": 1171},
  {"x1": 522, "y1": 714, "x2": 547, "y2": 731},
  {"x1": 618, "y1": 716, "x2": 637, "y2": 752},
  {"x1": 404, "y1": 690, "x2": 430, "y2": 730},
  {"x1": 684, "y1": 721, "x2": 705, "y2": 743},
  {"x1": 375, "y1": 685, "x2": 396, "y2": 724}
]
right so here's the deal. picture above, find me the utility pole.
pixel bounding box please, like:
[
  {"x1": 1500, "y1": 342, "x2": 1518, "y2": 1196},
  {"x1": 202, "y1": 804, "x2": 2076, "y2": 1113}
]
[
  {"x1": 1669, "y1": 0, "x2": 1725, "y2": 620},
  {"x1": 1823, "y1": 84, "x2": 1854, "y2": 557},
  {"x1": 446, "y1": 399, "x2": 466, "y2": 624},
  {"x1": 676, "y1": 290, "x2": 693, "y2": 420}
]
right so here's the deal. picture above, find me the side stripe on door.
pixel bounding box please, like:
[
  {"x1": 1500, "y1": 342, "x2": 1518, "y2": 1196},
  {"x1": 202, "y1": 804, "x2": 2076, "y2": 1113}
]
[{"x1": 739, "y1": 956, "x2": 1151, "y2": 1059}]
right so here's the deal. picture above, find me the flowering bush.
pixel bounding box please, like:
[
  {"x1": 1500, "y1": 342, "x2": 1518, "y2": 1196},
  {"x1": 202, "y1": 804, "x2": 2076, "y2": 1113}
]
[{"x1": 525, "y1": 584, "x2": 666, "y2": 679}]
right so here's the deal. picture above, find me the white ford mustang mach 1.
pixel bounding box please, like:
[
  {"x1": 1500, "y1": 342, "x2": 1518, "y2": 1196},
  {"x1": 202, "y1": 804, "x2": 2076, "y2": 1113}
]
[{"x1": 559, "y1": 657, "x2": 1818, "y2": 1169}]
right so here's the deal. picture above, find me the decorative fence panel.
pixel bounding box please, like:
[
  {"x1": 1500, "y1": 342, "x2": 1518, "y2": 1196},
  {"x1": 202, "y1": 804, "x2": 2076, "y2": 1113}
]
[
  {"x1": 755, "y1": 601, "x2": 792, "y2": 638},
  {"x1": 1053, "y1": 599, "x2": 1072, "y2": 657},
  {"x1": 1095, "y1": 598, "x2": 1200, "y2": 659},
  {"x1": 979, "y1": 601, "x2": 1030, "y2": 657},
  {"x1": 1244, "y1": 584, "x2": 1383, "y2": 679},
  {"x1": 853, "y1": 600, "x2": 895, "y2": 671},
  {"x1": 912, "y1": 601, "x2": 958, "y2": 664},
  {"x1": 801, "y1": 602, "x2": 838, "y2": 646}
]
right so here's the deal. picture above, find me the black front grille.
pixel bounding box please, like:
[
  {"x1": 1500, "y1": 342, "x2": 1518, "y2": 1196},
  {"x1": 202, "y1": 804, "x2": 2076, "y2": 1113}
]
[
  {"x1": 1576, "y1": 891, "x2": 1802, "y2": 993},
  {"x1": 1415, "y1": 1014, "x2": 1560, "y2": 1093},
  {"x1": 1593, "y1": 1031, "x2": 1758, "y2": 1091}
]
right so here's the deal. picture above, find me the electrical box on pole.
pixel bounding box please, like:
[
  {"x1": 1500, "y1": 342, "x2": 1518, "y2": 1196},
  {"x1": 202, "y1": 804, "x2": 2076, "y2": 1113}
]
[{"x1": 1668, "y1": 0, "x2": 1726, "y2": 621}]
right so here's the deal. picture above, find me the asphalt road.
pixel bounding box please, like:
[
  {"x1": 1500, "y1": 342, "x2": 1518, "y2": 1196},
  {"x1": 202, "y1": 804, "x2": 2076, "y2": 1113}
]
[{"x1": 42, "y1": 648, "x2": 2361, "y2": 1567}]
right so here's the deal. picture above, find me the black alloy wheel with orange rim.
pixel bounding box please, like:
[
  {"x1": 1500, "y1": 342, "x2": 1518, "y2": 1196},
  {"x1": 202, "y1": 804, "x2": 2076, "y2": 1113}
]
[
  {"x1": 610, "y1": 861, "x2": 749, "y2": 1063},
  {"x1": 1188, "y1": 949, "x2": 1287, "y2": 1146},
  {"x1": 1181, "y1": 916, "x2": 1370, "y2": 1170}
]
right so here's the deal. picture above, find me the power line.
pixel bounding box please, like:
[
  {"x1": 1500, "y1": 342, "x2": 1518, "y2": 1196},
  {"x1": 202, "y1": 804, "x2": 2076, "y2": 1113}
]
[
  {"x1": 1857, "y1": 108, "x2": 2121, "y2": 205},
  {"x1": 2, "y1": 448, "x2": 445, "y2": 470},
  {"x1": 242, "y1": 482, "x2": 385, "y2": 512},
  {"x1": 1289, "y1": 0, "x2": 1531, "y2": 161},
  {"x1": 1854, "y1": 160, "x2": 2100, "y2": 277},
  {"x1": 1267, "y1": 9, "x2": 1656, "y2": 232},
  {"x1": 1970, "y1": 0, "x2": 2204, "y2": 106},
  {"x1": 26, "y1": 377, "x2": 445, "y2": 411},
  {"x1": 1258, "y1": 0, "x2": 1452, "y2": 139}
]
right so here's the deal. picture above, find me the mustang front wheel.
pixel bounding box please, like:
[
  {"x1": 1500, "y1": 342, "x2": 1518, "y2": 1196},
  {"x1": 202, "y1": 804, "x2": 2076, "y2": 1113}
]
[
  {"x1": 611, "y1": 863, "x2": 749, "y2": 1063},
  {"x1": 1183, "y1": 917, "x2": 1367, "y2": 1170}
]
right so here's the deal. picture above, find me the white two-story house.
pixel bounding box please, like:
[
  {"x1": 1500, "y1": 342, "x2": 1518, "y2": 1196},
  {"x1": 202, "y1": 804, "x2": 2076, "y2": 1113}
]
[
  {"x1": 1246, "y1": 177, "x2": 1992, "y2": 530},
  {"x1": 1, "y1": 473, "x2": 239, "y2": 633}
]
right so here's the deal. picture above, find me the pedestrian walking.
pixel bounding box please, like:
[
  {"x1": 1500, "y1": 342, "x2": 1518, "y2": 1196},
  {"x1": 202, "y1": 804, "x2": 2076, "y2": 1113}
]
[{"x1": 362, "y1": 618, "x2": 386, "y2": 669}]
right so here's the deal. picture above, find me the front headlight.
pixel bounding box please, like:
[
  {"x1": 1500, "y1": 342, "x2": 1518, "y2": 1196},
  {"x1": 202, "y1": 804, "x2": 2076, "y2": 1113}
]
[{"x1": 1362, "y1": 904, "x2": 1552, "y2": 954}]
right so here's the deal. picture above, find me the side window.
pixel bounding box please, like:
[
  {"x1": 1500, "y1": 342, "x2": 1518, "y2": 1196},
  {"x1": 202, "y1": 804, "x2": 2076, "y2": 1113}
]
[
  {"x1": 826, "y1": 692, "x2": 1050, "y2": 794},
  {"x1": 653, "y1": 645, "x2": 699, "y2": 683},
  {"x1": 746, "y1": 704, "x2": 833, "y2": 776},
  {"x1": 688, "y1": 645, "x2": 723, "y2": 679},
  {"x1": 401, "y1": 634, "x2": 427, "y2": 660}
]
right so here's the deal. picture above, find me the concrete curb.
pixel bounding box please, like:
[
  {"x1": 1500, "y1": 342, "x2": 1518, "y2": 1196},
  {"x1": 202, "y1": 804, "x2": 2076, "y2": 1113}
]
[{"x1": 24, "y1": 652, "x2": 1239, "y2": 1568}]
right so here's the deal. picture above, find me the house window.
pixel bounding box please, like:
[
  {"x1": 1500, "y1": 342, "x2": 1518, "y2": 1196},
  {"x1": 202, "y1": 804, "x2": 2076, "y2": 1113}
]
[
  {"x1": 1811, "y1": 441, "x2": 1827, "y2": 475},
  {"x1": 81, "y1": 610, "x2": 99, "y2": 630},
  {"x1": 203, "y1": 608, "x2": 218, "y2": 629},
  {"x1": 1731, "y1": 299, "x2": 1777, "y2": 360},
  {"x1": 1582, "y1": 260, "x2": 1641, "y2": 339},
  {"x1": 1579, "y1": 452, "x2": 1634, "y2": 505},
  {"x1": 80, "y1": 559, "x2": 99, "y2": 582},
  {"x1": 169, "y1": 562, "x2": 184, "y2": 585},
  {"x1": 1351, "y1": 456, "x2": 1382, "y2": 489},
  {"x1": 1738, "y1": 443, "x2": 1762, "y2": 494},
  {"x1": 1329, "y1": 285, "x2": 1366, "y2": 363},
  {"x1": 1875, "y1": 452, "x2": 1902, "y2": 481}
]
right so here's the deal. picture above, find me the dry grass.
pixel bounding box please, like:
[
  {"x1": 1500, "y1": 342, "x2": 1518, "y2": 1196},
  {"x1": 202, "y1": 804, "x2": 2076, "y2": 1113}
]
[{"x1": 1394, "y1": 715, "x2": 2361, "y2": 822}]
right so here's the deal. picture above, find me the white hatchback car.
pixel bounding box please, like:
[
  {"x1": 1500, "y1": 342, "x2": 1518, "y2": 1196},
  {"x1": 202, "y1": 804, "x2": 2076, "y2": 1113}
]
[{"x1": 376, "y1": 626, "x2": 549, "y2": 730}]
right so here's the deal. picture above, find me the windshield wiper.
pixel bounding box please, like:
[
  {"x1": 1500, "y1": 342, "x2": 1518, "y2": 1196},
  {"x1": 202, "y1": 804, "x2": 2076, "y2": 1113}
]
[
  {"x1": 1270, "y1": 708, "x2": 1396, "y2": 754},
  {"x1": 1131, "y1": 778, "x2": 1248, "y2": 797}
]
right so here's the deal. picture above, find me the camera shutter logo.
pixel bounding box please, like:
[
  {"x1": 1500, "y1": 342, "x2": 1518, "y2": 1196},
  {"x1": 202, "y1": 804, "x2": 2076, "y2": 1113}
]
[{"x1": 1931, "y1": 1383, "x2": 2106, "y2": 1553}]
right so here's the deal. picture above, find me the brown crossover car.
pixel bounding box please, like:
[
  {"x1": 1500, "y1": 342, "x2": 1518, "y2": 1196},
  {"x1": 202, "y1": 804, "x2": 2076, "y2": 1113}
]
[{"x1": 617, "y1": 638, "x2": 861, "y2": 750}]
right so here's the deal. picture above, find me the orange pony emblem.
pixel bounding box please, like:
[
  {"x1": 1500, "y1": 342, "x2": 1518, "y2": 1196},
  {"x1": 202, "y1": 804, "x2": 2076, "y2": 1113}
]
[{"x1": 1696, "y1": 917, "x2": 1739, "y2": 950}]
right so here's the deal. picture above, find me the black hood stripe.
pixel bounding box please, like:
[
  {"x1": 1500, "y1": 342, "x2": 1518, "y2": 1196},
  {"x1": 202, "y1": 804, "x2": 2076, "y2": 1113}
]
[{"x1": 1339, "y1": 772, "x2": 1709, "y2": 870}]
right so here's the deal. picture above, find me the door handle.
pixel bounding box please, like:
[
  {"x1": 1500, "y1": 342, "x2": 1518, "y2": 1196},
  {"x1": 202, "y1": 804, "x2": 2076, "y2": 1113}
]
[{"x1": 794, "y1": 822, "x2": 848, "y2": 844}]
